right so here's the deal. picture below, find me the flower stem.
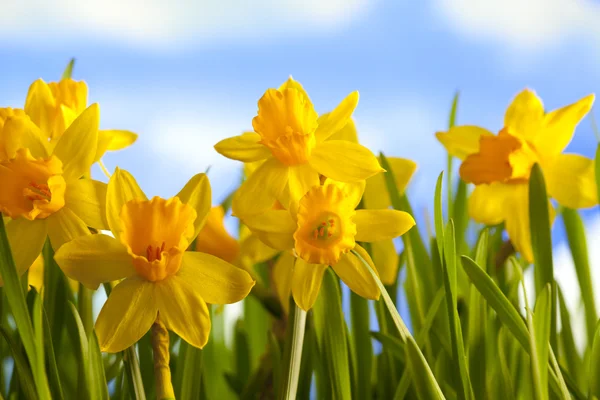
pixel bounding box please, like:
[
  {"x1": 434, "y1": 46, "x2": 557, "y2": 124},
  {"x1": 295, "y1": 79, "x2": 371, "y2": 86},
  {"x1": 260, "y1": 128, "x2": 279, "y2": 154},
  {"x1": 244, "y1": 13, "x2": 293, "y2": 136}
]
[
  {"x1": 279, "y1": 302, "x2": 307, "y2": 400},
  {"x1": 77, "y1": 283, "x2": 93, "y2": 335},
  {"x1": 152, "y1": 318, "x2": 175, "y2": 400}
]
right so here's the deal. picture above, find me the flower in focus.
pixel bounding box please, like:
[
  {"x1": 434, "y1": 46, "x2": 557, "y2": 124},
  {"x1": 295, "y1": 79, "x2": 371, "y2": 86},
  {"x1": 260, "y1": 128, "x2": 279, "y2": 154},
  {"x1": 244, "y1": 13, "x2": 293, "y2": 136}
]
[
  {"x1": 244, "y1": 180, "x2": 415, "y2": 311},
  {"x1": 214, "y1": 77, "x2": 384, "y2": 217},
  {"x1": 24, "y1": 78, "x2": 137, "y2": 161},
  {"x1": 437, "y1": 89, "x2": 596, "y2": 262},
  {"x1": 55, "y1": 169, "x2": 255, "y2": 352},
  {"x1": 0, "y1": 104, "x2": 108, "y2": 283}
]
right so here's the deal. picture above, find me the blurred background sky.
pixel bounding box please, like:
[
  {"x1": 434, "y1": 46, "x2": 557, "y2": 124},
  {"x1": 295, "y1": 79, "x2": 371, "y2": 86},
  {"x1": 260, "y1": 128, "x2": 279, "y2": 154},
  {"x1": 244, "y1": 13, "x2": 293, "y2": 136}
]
[{"x1": 2, "y1": 0, "x2": 600, "y2": 345}]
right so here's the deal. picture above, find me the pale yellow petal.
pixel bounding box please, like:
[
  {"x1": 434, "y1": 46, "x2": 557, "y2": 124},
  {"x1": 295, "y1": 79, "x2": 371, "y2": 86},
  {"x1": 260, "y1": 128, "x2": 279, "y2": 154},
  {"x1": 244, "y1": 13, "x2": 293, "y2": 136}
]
[
  {"x1": 363, "y1": 157, "x2": 416, "y2": 209},
  {"x1": 96, "y1": 278, "x2": 157, "y2": 353},
  {"x1": 468, "y1": 183, "x2": 513, "y2": 226},
  {"x1": 178, "y1": 252, "x2": 255, "y2": 304},
  {"x1": 291, "y1": 258, "x2": 327, "y2": 311},
  {"x1": 47, "y1": 207, "x2": 90, "y2": 250},
  {"x1": 64, "y1": 179, "x2": 109, "y2": 231},
  {"x1": 545, "y1": 154, "x2": 597, "y2": 209},
  {"x1": 214, "y1": 133, "x2": 271, "y2": 162},
  {"x1": 175, "y1": 173, "x2": 211, "y2": 239},
  {"x1": 331, "y1": 248, "x2": 380, "y2": 300},
  {"x1": 278, "y1": 76, "x2": 310, "y2": 100},
  {"x1": 2, "y1": 116, "x2": 49, "y2": 160},
  {"x1": 52, "y1": 104, "x2": 99, "y2": 182},
  {"x1": 288, "y1": 163, "x2": 320, "y2": 210},
  {"x1": 371, "y1": 240, "x2": 399, "y2": 285},
  {"x1": 504, "y1": 89, "x2": 544, "y2": 140},
  {"x1": 435, "y1": 126, "x2": 494, "y2": 160},
  {"x1": 232, "y1": 157, "x2": 289, "y2": 218},
  {"x1": 327, "y1": 116, "x2": 358, "y2": 143},
  {"x1": 309, "y1": 140, "x2": 384, "y2": 182},
  {"x1": 323, "y1": 178, "x2": 366, "y2": 209},
  {"x1": 104, "y1": 130, "x2": 138, "y2": 151},
  {"x1": 272, "y1": 252, "x2": 294, "y2": 314},
  {"x1": 54, "y1": 234, "x2": 135, "y2": 289},
  {"x1": 354, "y1": 209, "x2": 415, "y2": 242},
  {"x1": 243, "y1": 210, "x2": 296, "y2": 251},
  {"x1": 156, "y1": 276, "x2": 211, "y2": 349},
  {"x1": 24, "y1": 79, "x2": 56, "y2": 137},
  {"x1": 4, "y1": 219, "x2": 47, "y2": 283},
  {"x1": 314, "y1": 92, "x2": 359, "y2": 143},
  {"x1": 106, "y1": 167, "x2": 147, "y2": 235}
]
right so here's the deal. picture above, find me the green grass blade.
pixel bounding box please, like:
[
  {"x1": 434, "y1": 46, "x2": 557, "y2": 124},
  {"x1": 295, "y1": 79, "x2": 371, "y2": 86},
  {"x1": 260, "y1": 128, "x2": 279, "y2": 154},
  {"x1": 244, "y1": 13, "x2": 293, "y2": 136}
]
[
  {"x1": 556, "y1": 285, "x2": 582, "y2": 388},
  {"x1": 350, "y1": 292, "x2": 373, "y2": 400},
  {"x1": 562, "y1": 208, "x2": 597, "y2": 345},
  {"x1": 405, "y1": 336, "x2": 446, "y2": 400},
  {"x1": 589, "y1": 321, "x2": 600, "y2": 399},
  {"x1": 61, "y1": 58, "x2": 75, "y2": 79},
  {"x1": 42, "y1": 307, "x2": 64, "y2": 400},
  {"x1": 279, "y1": 301, "x2": 307, "y2": 400},
  {"x1": 67, "y1": 302, "x2": 91, "y2": 400},
  {"x1": 434, "y1": 172, "x2": 445, "y2": 261},
  {"x1": 88, "y1": 332, "x2": 109, "y2": 400},
  {"x1": 446, "y1": 91, "x2": 459, "y2": 219},
  {"x1": 529, "y1": 284, "x2": 551, "y2": 400},
  {"x1": 313, "y1": 269, "x2": 352, "y2": 400},
  {"x1": 0, "y1": 325, "x2": 38, "y2": 400},
  {"x1": 179, "y1": 346, "x2": 202, "y2": 400},
  {"x1": 123, "y1": 346, "x2": 147, "y2": 400}
]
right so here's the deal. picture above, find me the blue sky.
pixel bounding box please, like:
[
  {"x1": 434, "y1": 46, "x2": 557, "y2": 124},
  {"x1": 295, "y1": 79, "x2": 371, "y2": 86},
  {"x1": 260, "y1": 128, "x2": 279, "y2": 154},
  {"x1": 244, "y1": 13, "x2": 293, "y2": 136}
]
[{"x1": 2, "y1": 0, "x2": 600, "y2": 342}]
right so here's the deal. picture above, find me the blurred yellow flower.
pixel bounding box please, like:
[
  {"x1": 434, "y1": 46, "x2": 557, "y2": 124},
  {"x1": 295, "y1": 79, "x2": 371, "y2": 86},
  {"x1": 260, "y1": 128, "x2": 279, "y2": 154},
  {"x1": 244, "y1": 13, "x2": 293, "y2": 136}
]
[
  {"x1": 244, "y1": 180, "x2": 415, "y2": 311},
  {"x1": 195, "y1": 206, "x2": 240, "y2": 264},
  {"x1": 27, "y1": 255, "x2": 78, "y2": 292},
  {"x1": 214, "y1": 77, "x2": 384, "y2": 218},
  {"x1": 437, "y1": 89, "x2": 596, "y2": 262},
  {"x1": 24, "y1": 78, "x2": 137, "y2": 161},
  {"x1": 0, "y1": 104, "x2": 108, "y2": 283},
  {"x1": 55, "y1": 169, "x2": 255, "y2": 352}
]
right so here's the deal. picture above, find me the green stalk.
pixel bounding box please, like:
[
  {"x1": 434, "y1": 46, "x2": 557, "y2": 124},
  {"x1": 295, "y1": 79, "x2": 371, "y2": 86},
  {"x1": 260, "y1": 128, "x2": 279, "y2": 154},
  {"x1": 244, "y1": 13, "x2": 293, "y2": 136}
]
[
  {"x1": 279, "y1": 302, "x2": 307, "y2": 400},
  {"x1": 77, "y1": 284, "x2": 94, "y2": 335}
]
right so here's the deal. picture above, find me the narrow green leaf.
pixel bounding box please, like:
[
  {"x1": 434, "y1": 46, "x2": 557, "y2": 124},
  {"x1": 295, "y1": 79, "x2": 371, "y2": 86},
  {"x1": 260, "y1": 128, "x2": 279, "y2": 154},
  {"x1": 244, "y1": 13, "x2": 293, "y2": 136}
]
[
  {"x1": 350, "y1": 292, "x2": 372, "y2": 400},
  {"x1": 446, "y1": 91, "x2": 460, "y2": 219},
  {"x1": 61, "y1": 58, "x2": 75, "y2": 79},
  {"x1": 496, "y1": 328, "x2": 516, "y2": 400},
  {"x1": 268, "y1": 332, "x2": 282, "y2": 396},
  {"x1": 233, "y1": 320, "x2": 251, "y2": 391},
  {"x1": 179, "y1": 346, "x2": 202, "y2": 400},
  {"x1": 405, "y1": 336, "x2": 445, "y2": 400},
  {"x1": 279, "y1": 300, "x2": 307, "y2": 400},
  {"x1": 529, "y1": 284, "x2": 551, "y2": 400},
  {"x1": 452, "y1": 180, "x2": 469, "y2": 254},
  {"x1": 42, "y1": 307, "x2": 64, "y2": 400},
  {"x1": 68, "y1": 302, "x2": 91, "y2": 400},
  {"x1": 123, "y1": 345, "x2": 147, "y2": 400},
  {"x1": 77, "y1": 284, "x2": 94, "y2": 335},
  {"x1": 88, "y1": 332, "x2": 109, "y2": 400},
  {"x1": 556, "y1": 285, "x2": 582, "y2": 387},
  {"x1": 434, "y1": 172, "x2": 445, "y2": 262},
  {"x1": 562, "y1": 208, "x2": 597, "y2": 345},
  {"x1": 313, "y1": 269, "x2": 352, "y2": 400},
  {"x1": 0, "y1": 325, "x2": 38, "y2": 400},
  {"x1": 589, "y1": 321, "x2": 600, "y2": 399}
]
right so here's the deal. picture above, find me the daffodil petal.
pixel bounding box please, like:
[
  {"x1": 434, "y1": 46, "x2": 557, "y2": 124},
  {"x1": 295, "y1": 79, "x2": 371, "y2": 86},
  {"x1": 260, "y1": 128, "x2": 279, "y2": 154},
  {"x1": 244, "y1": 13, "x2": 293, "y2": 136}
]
[
  {"x1": 52, "y1": 104, "x2": 99, "y2": 182},
  {"x1": 96, "y1": 278, "x2": 157, "y2": 353},
  {"x1": 104, "y1": 130, "x2": 138, "y2": 151},
  {"x1": 504, "y1": 89, "x2": 544, "y2": 140},
  {"x1": 288, "y1": 164, "x2": 320, "y2": 209},
  {"x1": 363, "y1": 157, "x2": 416, "y2": 210},
  {"x1": 4, "y1": 218, "x2": 47, "y2": 283},
  {"x1": 175, "y1": 173, "x2": 211, "y2": 240},
  {"x1": 64, "y1": 179, "x2": 109, "y2": 231},
  {"x1": 331, "y1": 248, "x2": 380, "y2": 300},
  {"x1": 54, "y1": 234, "x2": 135, "y2": 289},
  {"x1": 326, "y1": 116, "x2": 359, "y2": 143},
  {"x1": 314, "y1": 92, "x2": 359, "y2": 143},
  {"x1": 468, "y1": 183, "x2": 512, "y2": 226},
  {"x1": 435, "y1": 126, "x2": 494, "y2": 161},
  {"x1": 24, "y1": 79, "x2": 55, "y2": 137},
  {"x1": 310, "y1": 140, "x2": 383, "y2": 182},
  {"x1": 238, "y1": 233, "x2": 279, "y2": 271},
  {"x1": 2, "y1": 116, "x2": 49, "y2": 160},
  {"x1": 278, "y1": 76, "x2": 310, "y2": 100},
  {"x1": 178, "y1": 251, "x2": 255, "y2": 304},
  {"x1": 545, "y1": 154, "x2": 597, "y2": 209},
  {"x1": 214, "y1": 133, "x2": 272, "y2": 162},
  {"x1": 273, "y1": 252, "x2": 295, "y2": 314},
  {"x1": 291, "y1": 258, "x2": 327, "y2": 311},
  {"x1": 243, "y1": 210, "x2": 296, "y2": 251},
  {"x1": 537, "y1": 94, "x2": 595, "y2": 157},
  {"x1": 47, "y1": 207, "x2": 90, "y2": 250},
  {"x1": 107, "y1": 168, "x2": 147, "y2": 235},
  {"x1": 156, "y1": 276, "x2": 211, "y2": 349},
  {"x1": 354, "y1": 209, "x2": 415, "y2": 242},
  {"x1": 323, "y1": 178, "x2": 366, "y2": 209},
  {"x1": 371, "y1": 239, "x2": 399, "y2": 285},
  {"x1": 232, "y1": 157, "x2": 289, "y2": 217}
]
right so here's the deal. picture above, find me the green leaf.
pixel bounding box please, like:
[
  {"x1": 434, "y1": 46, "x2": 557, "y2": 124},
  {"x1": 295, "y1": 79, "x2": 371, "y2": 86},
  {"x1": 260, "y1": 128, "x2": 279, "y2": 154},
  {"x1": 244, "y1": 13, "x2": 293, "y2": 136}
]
[
  {"x1": 179, "y1": 345, "x2": 202, "y2": 400},
  {"x1": 528, "y1": 164, "x2": 556, "y2": 349},
  {"x1": 446, "y1": 91, "x2": 460, "y2": 220},
  {"x1": 233, "y1": 320, "x2": 251, "y2": 392},
  {"x1": 589, "y1": 321, "x2": 600, "y2": 399},
  {"x1": 452, "y1": 180, "x2": 469, "y2": 255},
  {"x1": 67, "y1": 302, "x2": 91, "y2": 400},
  {"x1": 529, "y1": 284, "x2": 551, "y2": 400},
  {"x1": 61, "y1": 58, "x2": 75, "y2": 79},
  {"x1": 0, "y1": 325, "x2": 38, "y2": 400},
  {"x1": 434, "y1": 172, "x2": 445, "y2": 261},
  {"x1": 123, "y1": 345, "x2": 147, "y2": 400},
  {"x1": 268, "y1": 332, "x2": 282, "y2": 396},
  {"x1": 350, "y1": 292, "x2": 373, "y2": 400},
  {"x1": 279, "y1": 300, "x2": 308, "y2": 400},
  {"x1": 442, "y1": 220, "x2": 473, "y2": 400},
  {"x1": 88, "y1": 332, "x2": 109, "y2": 400},
  {"x1": 405, "y1": 336, "x2": 446, "y2": 400},
  {"x1": 0, "y1": 217, "x2": 50, "y2": 398},
  {"x1": 496, "y1": 328, "x2": 516, "y2": 400},
  {"x1": 42, "y1": 307, "x2": 64, "y2": 400},
  {"x1": 313, "y1": 269, "x2": 352, "y2": 400},
  {"x1": 562, "y1": 208, "x2": 597, "y2": 345}
]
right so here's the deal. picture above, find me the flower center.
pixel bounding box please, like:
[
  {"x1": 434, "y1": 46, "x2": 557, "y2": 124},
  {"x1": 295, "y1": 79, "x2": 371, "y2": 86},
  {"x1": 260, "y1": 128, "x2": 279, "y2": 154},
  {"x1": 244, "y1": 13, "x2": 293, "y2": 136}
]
[
  {"x1": 460, "y1": 129, "x2": 540, "y2": 185},
  {"x1": 294, "y1": 185, "x2": 356, "y2": 265},
  {"x1": 119, "y1": 197, "x2": 196, "y2": 282},
  {"x1": 252, "y1": 88, "x2": 318, "y2": 166},
  {"x1": 0, "y1": 148, "x2": 65, "y2": 220}
]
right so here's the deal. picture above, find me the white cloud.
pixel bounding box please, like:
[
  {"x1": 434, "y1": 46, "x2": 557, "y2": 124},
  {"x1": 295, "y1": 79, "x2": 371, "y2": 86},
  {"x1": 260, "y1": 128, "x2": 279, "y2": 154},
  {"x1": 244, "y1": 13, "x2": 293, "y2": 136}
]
[
  {"x1": 0, "y1": 0, "x2": 373, "y2": 49},
  {"x1": 433, "y1": 0, "x2": 600, "y2": 51}
]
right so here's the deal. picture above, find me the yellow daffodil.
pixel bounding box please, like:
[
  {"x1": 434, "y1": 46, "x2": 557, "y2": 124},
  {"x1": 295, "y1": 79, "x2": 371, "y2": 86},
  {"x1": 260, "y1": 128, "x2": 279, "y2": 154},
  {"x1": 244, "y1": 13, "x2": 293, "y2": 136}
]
[
  {"x1": 195, "y1": 206, "x2": 240, "y2": 264},
  {"x1": 55, "y1": 168, "x2": 255, "y2": 352},
  {"x1": 0, "y1": 104, "x2": 108, "y2": 282},
  {"x1": 27, "y1": 255, "x2": 78, "y2": 292},
  {"x1": 437, "y1": 89, "x2": 596, "y2": 262},
  {"x1": 24, "y1": 78, "x2": 137, "y2": 161},
  {"x1": 244, "y1": 180, "x2": 415, "y2": 311},
  {"x1": 214, "y1": 77, "x2": 384, "y2": 217}
]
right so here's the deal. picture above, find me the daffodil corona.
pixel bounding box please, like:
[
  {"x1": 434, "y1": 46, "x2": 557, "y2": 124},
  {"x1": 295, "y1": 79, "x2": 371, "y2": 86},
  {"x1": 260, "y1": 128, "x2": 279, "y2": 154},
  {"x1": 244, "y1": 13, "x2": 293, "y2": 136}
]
[
  {"x1": 55, "y1": 169, "x2": 255, "y2": 352},
  {"x1": 437, "y1": 89, "x2": 596, "y2": 261},
  {"x1": 244, "y1": 180, "x2": 415, "y2": 311},
  {"x1": 214, "y1": 78, "x2": 384, "y2": 217}
]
